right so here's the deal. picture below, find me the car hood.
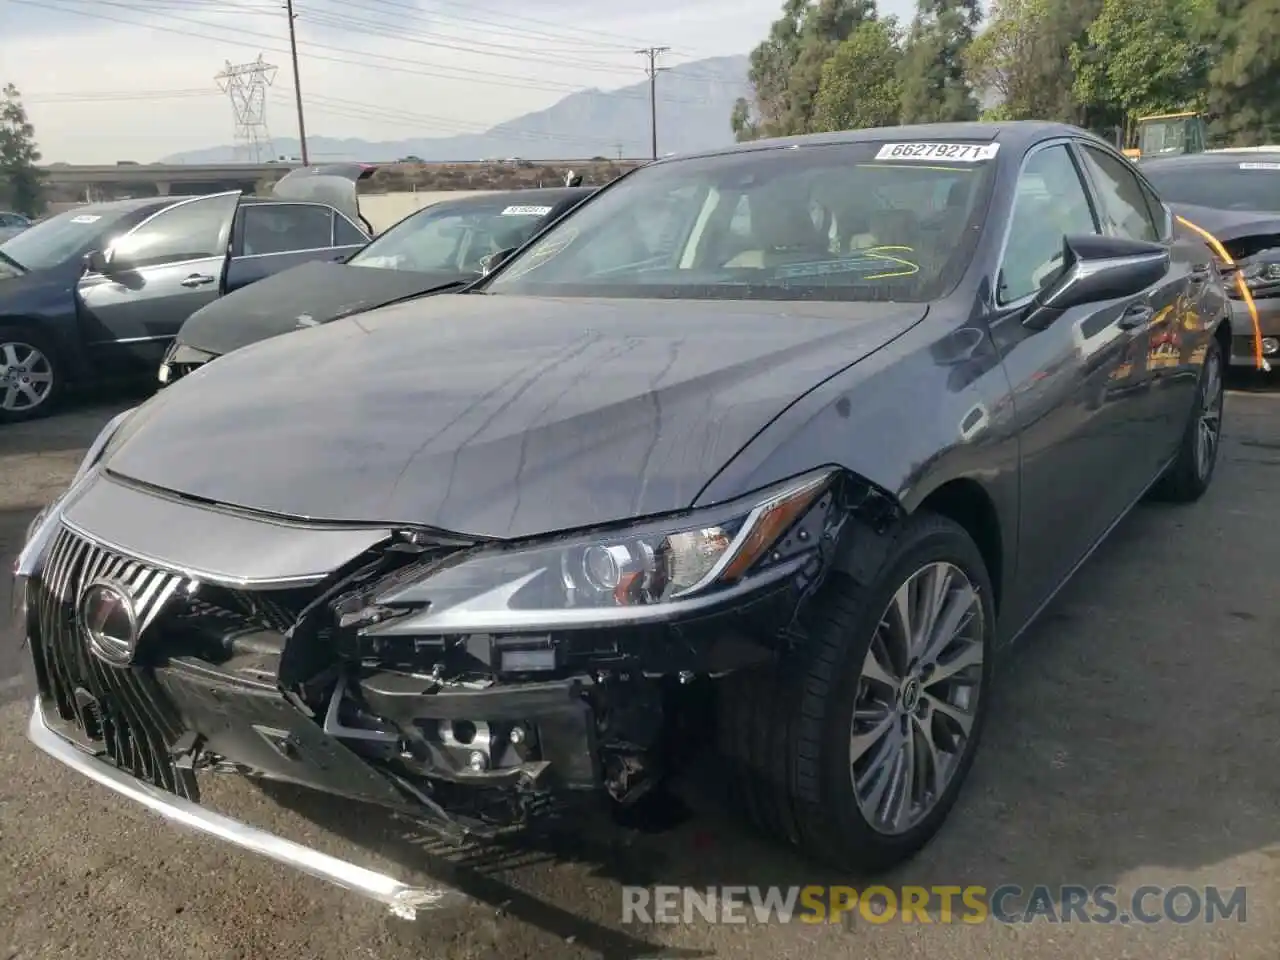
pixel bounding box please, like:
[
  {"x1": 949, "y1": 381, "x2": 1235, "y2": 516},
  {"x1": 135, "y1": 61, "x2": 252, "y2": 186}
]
[
  {"x1": 1171, "y1": 202, "x2": 1280, "y2": 243},
  {"x1": 0, "y1": 265, "x2": 64, "y2": 305},
  {"x1": 105, "y1": 294, "x2": 927, "y2": 539},
  {"x1": 176, "y1": 259, "x2": 470, "y2": 356}
]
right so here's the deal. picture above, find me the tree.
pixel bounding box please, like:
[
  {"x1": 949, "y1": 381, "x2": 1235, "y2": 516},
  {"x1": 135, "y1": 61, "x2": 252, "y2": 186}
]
[
  {"x1": 1069, "y1": 0, "x2": 1213, "y2": 124},
  {"x1": 0, "y1": 84, "x2": 44, "y2": 216},
  {"x1": 898, "y1": 0, "x2": 982, "y2": 124},
  {"x1": 813, "y1": 18, "x2": 904, "y2": 131},
  {"x1": 964, "y1": 0, "x2": 1100, "y2": 124},
  {"x1": 1204, "y1": 0, "x2": 1280, "y2": 146},
  {"x1": 731, "y1": 0, "x2": 877, "y2": 140}
]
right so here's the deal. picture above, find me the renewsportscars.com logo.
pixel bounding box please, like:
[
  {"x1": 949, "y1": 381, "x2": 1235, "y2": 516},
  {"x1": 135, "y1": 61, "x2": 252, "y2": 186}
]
[{"x1": 621, "y1": 884, "x2": 1248, "y2": 926}]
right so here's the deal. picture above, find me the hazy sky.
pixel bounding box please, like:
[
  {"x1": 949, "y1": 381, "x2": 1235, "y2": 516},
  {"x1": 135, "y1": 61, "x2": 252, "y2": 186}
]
[{"x1": 1, "y1": 0, "x2": 917, "y2": 163}]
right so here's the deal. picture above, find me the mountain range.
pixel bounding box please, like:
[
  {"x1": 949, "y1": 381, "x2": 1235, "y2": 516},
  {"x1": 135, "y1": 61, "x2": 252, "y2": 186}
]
[{"x1": 162, "y1": 55, "x2": 751, "y2": 164}]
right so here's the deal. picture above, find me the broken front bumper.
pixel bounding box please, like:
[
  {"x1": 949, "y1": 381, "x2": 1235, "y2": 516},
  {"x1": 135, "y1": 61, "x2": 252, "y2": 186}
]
[{"x1": 26, "y1": 696, "x2": 467, "y2": 919}]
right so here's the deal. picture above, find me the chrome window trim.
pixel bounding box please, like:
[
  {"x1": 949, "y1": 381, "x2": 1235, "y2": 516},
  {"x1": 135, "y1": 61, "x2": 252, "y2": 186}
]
[
  {"x1": 233, "y1": 245, "x2": 354, "y2": 261},
  {"x1": 991, "y1": 136, "x2": 1105, "y2": 310}
]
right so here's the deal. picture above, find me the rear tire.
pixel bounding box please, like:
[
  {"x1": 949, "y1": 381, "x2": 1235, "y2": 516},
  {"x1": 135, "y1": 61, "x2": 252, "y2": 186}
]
[
  {"x1": 0, "y1": 325, "x2": 62, "y2": 423},
  {"x1": 1149, "y1": 336, "x2": 1224, "y2": 503},
  {"x1": 717, "y1": 512, "x2": 995, "y2": 872}
]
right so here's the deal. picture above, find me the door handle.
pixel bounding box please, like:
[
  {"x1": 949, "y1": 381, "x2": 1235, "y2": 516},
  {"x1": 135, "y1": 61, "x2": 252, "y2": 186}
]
[
  {"x1": 181, "y1": 273, "x2": 216, "y2": 288},
  {"x1": 1117, "y1": 303, "x2": 1154, "y2": 330}
]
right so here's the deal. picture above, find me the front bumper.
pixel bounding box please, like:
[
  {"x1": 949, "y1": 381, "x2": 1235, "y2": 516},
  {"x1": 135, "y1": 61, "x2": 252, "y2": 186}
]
[
  {"x1": 1226, "y1": 297, "x2": 1280, "y2": 367},
  {"x1": 27, "y1": 696, "x2": 466, "y2": 919}
]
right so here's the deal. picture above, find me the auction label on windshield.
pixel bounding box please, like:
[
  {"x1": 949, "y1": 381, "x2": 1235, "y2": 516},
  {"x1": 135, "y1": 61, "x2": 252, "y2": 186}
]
[
  {"x1": 875, "y1": 142, "x2": 1000, "y2": 162},
  {"x1": 502, "y1": 205, "x2": 553, "y2": 216},
  {"x1": 1240, "y1": 161, "x2": 1280, "y2": 170}
]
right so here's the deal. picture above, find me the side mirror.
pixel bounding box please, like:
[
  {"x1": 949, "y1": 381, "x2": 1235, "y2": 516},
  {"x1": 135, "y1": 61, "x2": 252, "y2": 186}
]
[
  {"x1": 1023, "y1": 234, "x2": 1170, "y2": 331},
  {"x1": 83, "y1": 249, "x2": 110, "y2": 275},
  {"x1": 481, "y1": 246, "x2": 517, "y2": 276}
]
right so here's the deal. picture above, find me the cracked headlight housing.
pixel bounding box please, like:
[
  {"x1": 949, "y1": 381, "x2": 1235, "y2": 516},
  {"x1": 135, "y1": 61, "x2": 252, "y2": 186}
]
[{"x1": 356, "y1": 469, "x2": 837, "y2": 635}]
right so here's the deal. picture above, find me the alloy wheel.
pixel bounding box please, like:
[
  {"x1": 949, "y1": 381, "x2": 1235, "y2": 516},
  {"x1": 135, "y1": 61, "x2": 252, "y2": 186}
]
[
  {"x1": 850, "y1": 561, "x2": 985, "y2": 836},
  {"x1": 0, "y1": 341, "x2": 55, "y2": 414},
  {"x1": 1194, "y1": 351, "x2": 1222, "y2": 481}
]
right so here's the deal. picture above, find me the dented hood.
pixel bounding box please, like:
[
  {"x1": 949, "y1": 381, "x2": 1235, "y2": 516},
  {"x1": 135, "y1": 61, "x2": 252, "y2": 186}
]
[
  {"x1": 271, "y1": 163, "x2": 376, "y2": 227},
  {"x1": 105, "y1": 294, "x2": 927, "y2": 540},
  {"x1": 175, "y1": 259, "x2": 469, "y2": 357}
]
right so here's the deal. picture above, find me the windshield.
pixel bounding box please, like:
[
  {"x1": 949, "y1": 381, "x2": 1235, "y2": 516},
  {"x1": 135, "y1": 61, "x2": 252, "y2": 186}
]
[
  {"x1": 483, "y1": 142, "x2": 998, "y2": 302},
  {"x1": 349, "y1": 200, "x2": 555, "y2": 274},
  {"x1": 1138, "y1": 120, "x2": 1190, "y2": 157},
  {"x1": 0, "y1": 205, "x2": 139, "y2": 272},
  {"x1": 1146, "y1": 164, "x2": 1280, "y2": 212}
]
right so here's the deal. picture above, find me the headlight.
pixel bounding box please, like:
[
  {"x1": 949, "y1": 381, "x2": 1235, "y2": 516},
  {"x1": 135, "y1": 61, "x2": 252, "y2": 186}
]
[
  {"x1": 354, "y1": 469, "x2": 837, "y2": 635},
  {"x1": 1242, "y1": 259, "x2": 1280, "y2": 290}
]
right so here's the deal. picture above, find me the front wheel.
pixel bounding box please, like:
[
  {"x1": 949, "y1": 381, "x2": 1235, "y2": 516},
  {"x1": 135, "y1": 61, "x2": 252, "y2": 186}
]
[
  {"x1": 717, "y1": 512, "x2": 995, "y2": 872},
  {"x1": 0, "y1": 325, "x2": 62, "y2": 423}
]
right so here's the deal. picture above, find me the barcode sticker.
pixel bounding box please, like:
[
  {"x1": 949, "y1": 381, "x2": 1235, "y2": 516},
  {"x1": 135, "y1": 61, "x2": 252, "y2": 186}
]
[
  {"x1": 501, "y1": 205, "x2": 553, "y2": 216},
  {"x1": 1239, "y1": 161, "x2": 1280, "y2": 170},
  {"x1": 875, "y1": 142, "x2": 1000, "y2": 162},
  {"x1": 70, "y1": 214, "x2": 102, "y2": 223}
]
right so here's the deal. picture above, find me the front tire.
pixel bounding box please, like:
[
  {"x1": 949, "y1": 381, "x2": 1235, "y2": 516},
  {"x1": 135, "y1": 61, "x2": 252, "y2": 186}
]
[
  {"x1": 718, "y1": 512, "x2": 995, "y2": 872},
  {"x1": 0, "y1": 325, "x2": 62, "y2": 423},
  {"x1": 1149, "y1": 336, "x2": 1224, "y2": 503}
]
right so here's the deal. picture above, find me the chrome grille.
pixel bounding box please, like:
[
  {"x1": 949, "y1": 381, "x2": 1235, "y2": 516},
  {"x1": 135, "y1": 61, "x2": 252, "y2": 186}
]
[{"x1": 30, "y1": 524, "x2": 199, "y2": 798}]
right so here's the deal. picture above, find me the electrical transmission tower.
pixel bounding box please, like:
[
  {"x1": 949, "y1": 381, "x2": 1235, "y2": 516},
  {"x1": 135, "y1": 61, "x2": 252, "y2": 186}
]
[{"x1": 215, "y1": 56, "x2": 278, "y2": 163}]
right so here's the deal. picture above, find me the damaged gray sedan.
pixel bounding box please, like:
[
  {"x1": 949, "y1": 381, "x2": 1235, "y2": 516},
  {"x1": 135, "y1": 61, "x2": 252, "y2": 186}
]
[{"x1": 16, "y1": 121, "x2": 1229, "y2": 917}]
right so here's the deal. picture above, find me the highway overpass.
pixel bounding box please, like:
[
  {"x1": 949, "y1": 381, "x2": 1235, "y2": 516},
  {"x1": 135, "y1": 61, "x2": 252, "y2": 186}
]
[{"x1": 41, "y1": 162, "x2": 300, "y2": 198}]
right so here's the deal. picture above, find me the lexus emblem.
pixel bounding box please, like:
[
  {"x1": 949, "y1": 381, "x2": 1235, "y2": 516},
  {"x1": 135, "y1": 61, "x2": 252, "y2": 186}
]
[{"x1": 79, "y1": 579, "x2": 139, "y2": 666}]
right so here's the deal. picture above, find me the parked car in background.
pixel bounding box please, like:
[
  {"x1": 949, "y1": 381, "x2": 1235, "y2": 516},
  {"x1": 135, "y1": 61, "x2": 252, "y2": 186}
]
[
  {"x1": 0, "y1": 211, "x2": 31, "y2": 243},
  {"x1": 0, "y1": 164, "x2": 375, "y2": 422},
  {"x1": 18, "y1": 122, "x2": 1229, "y2": 916},
  {"x1": 158, "y1": 186, "x2": 594, "y2": 384},
  {"x1": 1142, "y1": 152, "x2": 1280, "y2": 368}
]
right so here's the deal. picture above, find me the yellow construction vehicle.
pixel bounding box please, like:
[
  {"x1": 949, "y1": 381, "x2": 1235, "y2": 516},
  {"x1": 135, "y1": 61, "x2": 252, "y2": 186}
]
[{"x1": 1121, "y1": 111, "x2": 1209, "y2": 161}]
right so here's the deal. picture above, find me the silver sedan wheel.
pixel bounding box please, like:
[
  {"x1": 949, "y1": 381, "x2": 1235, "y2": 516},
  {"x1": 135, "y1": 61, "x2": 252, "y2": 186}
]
[
  {"x1": 0, "y1": 340, "x2": 55, "y2": 413},
  {"x1": 850, "y1": 561, "x2": 985, "y2": 836},
  {"x1": 1194, "y1": 350, "x2": 1222, "y2": 480}
]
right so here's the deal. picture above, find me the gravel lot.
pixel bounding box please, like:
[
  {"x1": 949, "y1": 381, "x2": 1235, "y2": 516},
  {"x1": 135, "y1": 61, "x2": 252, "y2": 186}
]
[{"x1": 1, "y1": 380, "x2": 1278, "y2": 960}]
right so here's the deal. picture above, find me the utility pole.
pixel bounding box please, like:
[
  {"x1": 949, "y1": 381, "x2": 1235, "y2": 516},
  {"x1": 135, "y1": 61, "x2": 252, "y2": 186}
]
[
  {"x1": 636, "y1": 46, "x2": 669, "y2": 160},
  {"x1": 285, "y1": 0, "x2": 309, "y2": 165}
]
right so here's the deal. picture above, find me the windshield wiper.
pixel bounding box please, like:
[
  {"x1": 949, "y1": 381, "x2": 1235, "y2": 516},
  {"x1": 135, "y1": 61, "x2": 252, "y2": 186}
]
[{"x1": 0, "y1": 249, "x2": 26, "y2": 272}]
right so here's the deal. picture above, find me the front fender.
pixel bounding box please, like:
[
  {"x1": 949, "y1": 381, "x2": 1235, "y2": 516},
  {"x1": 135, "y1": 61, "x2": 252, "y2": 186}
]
[
  {"x1": 694, "y1": 310, "x2": 1020, "y2": 602},
  {"x1": 0, "y1": 266, "x2": 92, "y2": 381}
]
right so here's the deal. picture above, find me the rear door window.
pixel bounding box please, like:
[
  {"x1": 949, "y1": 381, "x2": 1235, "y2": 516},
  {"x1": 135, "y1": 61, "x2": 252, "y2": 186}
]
[{"x1": 239, "y1": 203, "x2": 335, "y2": 255}]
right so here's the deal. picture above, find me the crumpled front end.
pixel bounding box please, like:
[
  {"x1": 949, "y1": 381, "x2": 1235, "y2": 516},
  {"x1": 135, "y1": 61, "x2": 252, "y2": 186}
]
[
  {"x1": 19, "y1": 456, "x2": 857, "y2": 912},
  {"x1": 157, "y1": 341, "x2": 218, "y2": 386}
]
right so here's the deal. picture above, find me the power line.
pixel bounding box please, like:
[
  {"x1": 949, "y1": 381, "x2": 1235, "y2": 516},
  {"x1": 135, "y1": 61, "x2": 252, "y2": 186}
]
[
  {"x1": 636, "y1": 46, "x2": 669, "y2": 160},
  {"x1": 12, "y1": 0, "x2": 708, "y2": 104}
]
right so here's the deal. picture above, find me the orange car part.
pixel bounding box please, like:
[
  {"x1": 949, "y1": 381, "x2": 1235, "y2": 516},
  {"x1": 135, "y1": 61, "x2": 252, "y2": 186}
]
[{"x1": 1175, "y1": 214, "x2": 1268, "y2": 371}]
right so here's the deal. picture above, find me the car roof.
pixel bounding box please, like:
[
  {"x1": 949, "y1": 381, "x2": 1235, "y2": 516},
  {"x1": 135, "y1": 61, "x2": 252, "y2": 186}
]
[
  {"x1": 1141, "y1": 152, "x2": 1280, "y2": 172},
  {"x1": 661, "y1": 121, "x2": 1102, "y2": 163},
  {"x1": 56, "y1": 197, "x2": 175, "y2": 216}
]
